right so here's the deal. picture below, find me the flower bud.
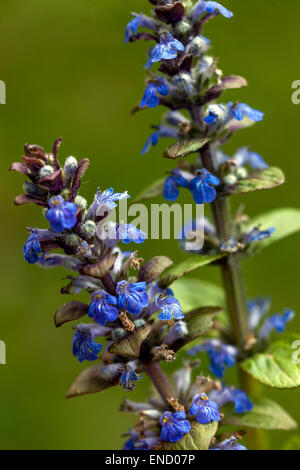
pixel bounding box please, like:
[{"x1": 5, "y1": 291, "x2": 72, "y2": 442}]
[
  {"x1": 223, "y1": 174, "x2": 238, "y2": 186},
  {"x1": 74, "y1": 195, "x2": 87, "y2": 210},
  {"x1": 172, "y1": 73, "x2": 194, "y2": 95},
  {"x1": 174, "y1": 20, "x2": 192, "y2": 37},
  {"x1": 81, "y1": 220, "x2": 96, "y2": 239},
  {"x1": 133, "y1": 319, "x2": 146, "y2": 328},
  {"x1": 236, "y1": 167, "x2": 248, "y2": 179},
  {"x1": 23, "y1": 181, "x2": 44, "y2": 196},
  {"x1": 112, "y1": 328, "x2": 127, "y2": 341},
  {"x1": 64, "y1": 156, "x2": 78, "y2": 180},
  {"x1": 39, "y1": 165, "x2": 54, "y2": 179},
  {"x1": 65, "y1": 233, "x2": 79, "y2": 247},
  {"x1": 188, "y1": 36, "x2": 209, "y2": 56}
]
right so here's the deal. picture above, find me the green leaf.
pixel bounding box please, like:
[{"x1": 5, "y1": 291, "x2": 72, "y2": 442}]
[
  {"x1": 172, "y1": 278, "x2": 225, "y2": 312},
  {"x1": 54, "y1": 301, "x2": 89, "y2": 327},
  {"x1": 108, "y1": 324, "x2": 152, "y2": 358},
  {"x1": 240, "y1": 336, "x2": 300, "y2": 389},
  {"x1": 162, "y1": 421, "x2": 218, "y2": 450},
  {"x1": 131, "y1": 178, "x2": 165, "y2": 204},
  {"x1": 223, "y1": 167, "x2": 285, "y2": 196},
  {"x1": 243, "y1": 207, "x2": 300, "y2": 250},
  {"x1": 138, "y1": 256, "x2": 173, "y2": 284},
  {"x1": 66, "y1": 363, "x2": 121, "y2": 398},
  {"x1": 281, "y1": 435, "x2": 300, "y2": 450},
  {"x1": 164, "y1": 138, "x2": 209, "y2": 159},
  {"x1": 172, "y1": 306, "x2": 223, "y2": 351},
  {"x1": 159, "y1": 254, "x2": 224, "y2": 289},
  {"x1": 223, "y1": 398, "x2": 297, "y2": 431}
]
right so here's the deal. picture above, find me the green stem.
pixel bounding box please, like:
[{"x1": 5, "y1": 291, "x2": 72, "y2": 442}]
[{"x1": 200, "y1": 143, "x2": 268, "y2": 450}]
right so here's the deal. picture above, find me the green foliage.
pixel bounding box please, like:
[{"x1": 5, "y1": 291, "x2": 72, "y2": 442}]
[
  {"x1": 281, "y1": 435, "x2": 300, "y2": 450},
  {"x1": 172, "y1": 278, "x2": 225, "y2": 312},
  {"x1": 163, "y1": 138, "x2": 209, "y2": 159},
  {"x1": 159, "y1": 255, "x2": 224, "y2": 289},
  {"x1": 223, "y1": 167, "x2": 285, "y2": 196},
  {"x1": 223, "y1": 398, "x2": 297, "y2": 430},
  {"x1": 172, "y1": 306, "x2": 223, "y2": 351},
  {"x1": 240, "y1": 336, "x2": 300, "y2": 389},
  {"x1": 162, "y1": 421, "x2": 218, "y2": 450},
  {"x1": 131, "y1": 178, "x2": 165, "y2": 204},
  {"x1": 244, "y1": 207, "x2": 300, "y2": 250}
]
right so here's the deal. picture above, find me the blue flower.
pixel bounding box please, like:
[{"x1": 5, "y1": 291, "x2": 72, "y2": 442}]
[
  {"x1": 259, "y1": 309, "x2": 295, "y2": 340},
  {"x1": 117, "y1": 224, "x2": 146, "y2": 244},
  {"x1": 211, "y1": 437, "x2": 247, "y2": 450},
  {"x1": 209, "y1": 386, "x2": 253, "y2": 413},
  {"x1": 244, "y1": 226, "x2": 275, "y2": 244},
  {"x1": 46, "y1": 195, "x2": 77, "y2": 232},
  {"x1": 157, "y1": 294, "x2": 184, "y2": 321},
  {"x1": 123, "y1": 431, "x2": 159, "y2": 450},
  {"x1": 229, "y1": 102, "x2": 264, "y2": 122},
  {"x1": 141, "y1": 78, "x2": 168, "y2": 109},
  {"x1": 247, "y1": 297, "x2": 271, "y2": 331},
  {"x1": 189, "y1": 393, "x2": 221, "y2": 424},
  {"x1": 188, "y1": 169, "x2": 220, "y2": 205},
  {"x1": 204, "y1": 1, "x2": 233, "y2": 18},
  {"x1": 120, "y1": 362, "x2": 142, "y2": 391},
  {"x1": 86, "y1": 187, "x2": 129, "y2": 220},
  {"x1": 204, "y1": 104, "x2": 228, "y2": 125},
  {"x1": 88, "y1": 290, "x2": 119, "y2": 325},
  {"x1": 125, "y1": 17, "x2": 139, "y2": 43},
  {"x1": 72, "y1": 325, "x2": 102, "y2": 363},
  {"x1": 188, "y1": 340, "x2": 237, "y2": 378},
  {"x1": 117, "y1": 281, "x2": 149, "y2": 315},
  {"x1": 150, "y1": 32, "x2": 184, "y2": 63},
  {"x1": 141, "y1": 125, "x2": 179, "y2": 155},
  {"x1": 220, "y1": 237, "x2": 241, "y2": 253},
  {"x1": 164, "y1": 169, "x2": 189, "y2": 202},
  {"x1": 23, "y1": 232, "x2": 42, "y2": 264},
  {"x1": 234, "y1": 147, "x2": 268, "y2": 170},
  {"x1": 159, "y1": 411, "x2": 191, "y2": 443}
]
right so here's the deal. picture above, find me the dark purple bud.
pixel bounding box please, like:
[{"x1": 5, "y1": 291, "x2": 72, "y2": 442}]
[{"x1": 155, "y1": 2, "x2": 185, "y2": 24}]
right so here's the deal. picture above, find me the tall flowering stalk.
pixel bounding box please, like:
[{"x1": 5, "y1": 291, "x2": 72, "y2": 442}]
[{"x1": 10, "y1": 0, "x2": 300, "y2": 451}]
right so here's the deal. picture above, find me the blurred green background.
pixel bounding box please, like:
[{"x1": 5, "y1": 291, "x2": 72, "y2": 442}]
[{"x1": 0, "y1": 0, "x2": 299, "y2": 450}]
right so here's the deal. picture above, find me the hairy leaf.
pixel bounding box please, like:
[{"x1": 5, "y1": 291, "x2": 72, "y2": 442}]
[
  {"x1": 243, "y1": 207, "x2": 300, "y2": 250},
  {"x1": 131, "y1": 178, "x2": 165, "y2": 204},
  {"x1": 162, "y1": 421, "x2": 218, "y2": 450},
  {"x1": 172, "y1": 278, "x2": 225, "y2": 312},
  {"x1": 138, "y1": 256, "x2": 173, "y2": 284},
  {"x1": 223, "y1": 167, "x2": 285, "y2": 196},
  {"x1": 240, "y1": 336, "x2": 300, "y2": 389},
  {"x1": 108, "y1": 324, "x2": 152, "y2": 358},
  {"x1": 164, "y1": 138, "x2": 209, "y2": 159},
  {"x1": 159, "y1": 255, "x2": 224, "y2": 289},
  {"x1": 223, "y1": 398, "x2": 297, "y2": 430},
  {"x1": 54, "y1": 301, "x2": 89, "y2": 327},
  {"x1": 66, "y1": 363, "x2": 121, "y2": 398}
]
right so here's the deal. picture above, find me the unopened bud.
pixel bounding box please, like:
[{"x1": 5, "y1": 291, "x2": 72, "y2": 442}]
[
  {"x1": 39, "y1": 165, "x2": 54, "y2": 179},
  {"x1": 112, "y1": 328, "x2": 127, "y2": 341},
  {"x1": 74, "y1": 195, "x2": 87, "y2": 210},
  {"x1": 188, "y1": 36, "x2": 209, "y2": 55},
  {"x1": 223, "y1": 174, "x2": 238, "y2": 186},
  {"x1": 133, "y1": 319, "x2": 146, "y2": 328},
  {"x1": 173, "y1": 73, "x2": 194, "y2": 95},
  {"x1": 81, "y1": 220, "x2": 96, "y2": 239},
  {"x1": 64, "y1": 156, "x2": 78, "y2": 180},
  {"x1": 65, "y1": 234, "x2": 79, "y2": 247},
  {"x1": 174, "y1": 20, "x2": 192, "y2": 37},
  {"x1": 236, "y1": 167, "x2": 248, "y2": 179}
]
